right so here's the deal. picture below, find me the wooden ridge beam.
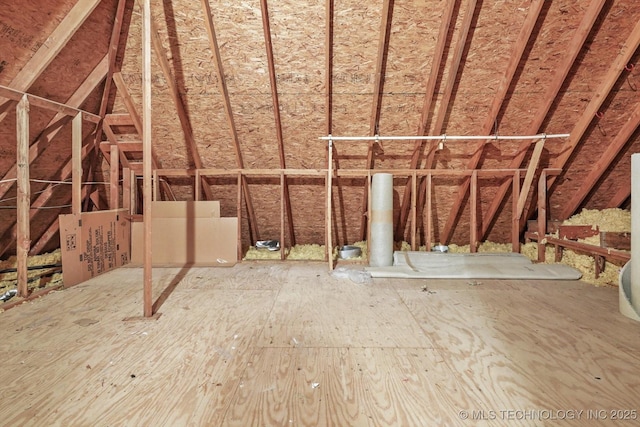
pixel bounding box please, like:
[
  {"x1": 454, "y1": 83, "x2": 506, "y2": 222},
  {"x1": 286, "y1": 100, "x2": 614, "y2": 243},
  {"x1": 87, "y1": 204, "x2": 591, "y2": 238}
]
[
  {"x1": 359, "y1": 0, "x2": 395, "y2": 240},
  {"x1": 521, "y1": 17, "x2": 640, "y2": 227},
  {"x1": 260, "y1": 0, "x2": 295, "y2": 246},
  {"x1": 561, "y1": 101, "x2": 640, "y2": 219},
  {"x1": 396, "y1": 0, "x2": 457, "y2": 239},
  {"x1": 0, "y1": 0, "x2": 102, "y2": 124},
  {"x1": 201, "y1": 0, "x2": 259, "y2": 241},
  {"x1": 480, "y1": 0, "x2": 607, "y2": 238},
  {"x1": 0, "y1": 56, "x2": 107, "y2": 201},
  {"x1": 440, "y1": 0, "x2": 545, "y2": 244}
]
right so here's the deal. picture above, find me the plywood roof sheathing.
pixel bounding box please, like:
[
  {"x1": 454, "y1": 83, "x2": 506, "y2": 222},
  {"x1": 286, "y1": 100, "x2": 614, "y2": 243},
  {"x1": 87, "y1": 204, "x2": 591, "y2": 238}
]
[
  {"x1": 440, "y1": 0, "x2": 545, "y2": 244},
  {"x1": 0, "y1": 0, "x2": 102, "y2": 123},
  {"x1": 480, "y1": 0, "x2": 608, "y2": 238}
]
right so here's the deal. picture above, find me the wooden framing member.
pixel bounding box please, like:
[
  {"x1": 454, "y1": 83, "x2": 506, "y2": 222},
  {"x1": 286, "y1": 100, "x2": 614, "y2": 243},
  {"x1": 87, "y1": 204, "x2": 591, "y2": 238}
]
[
  {"x1": 72, "y1": 113, "x2": 83, "y2": 214},
  {"x1": 85, "y1": 0, "x2": 131, "y2": 211},
  {"x1": 123, "y1": 167, "x2": 132, "y2": 212},
  {"x1": 325, "y1": 0, "x2": 334, "y2": 135},
  {"x1": 260, "y1": 0, "x2": 295, "y2": 247},
  {"x1": 512, "y1": 170, "x2": 521, "y2": 253},
  {"x1": 424, "y1": 173, "x2": 432, "y2": 251},
  {"x1": 237, "y1": 173, "x2": 243, "y2": 261},
  {"x1": 410, "y1": 172, "x2": 417, "y2": 251},
  {"x1": 521, "y1": 18, "x2": 640, "y2": 227},
  {"x1": 470, "y1": 170, "x2": 478, "y2": 253},
  {"x1": 16, "y1": 95, "x2": 30, "y2": 297},
  {"x1": 0, "y1": 0, "x2": 101, "y2": 123},
  {"x1": 537, "y1": 170, "x2": 548, "y2": 262},
  {"x1": 110, "y1": 144, "x2": 120, "y2": 209},
  {"x1": 0, "y1": 133, "x2": 97, "y2": 258},
  {"x1": 359, "y1": 0, "x2": 395, "y2": 240},
  {"x1": 327, "y1": 139, "x2": 334, "y2": 269},
  {"x1": 413, "y1": 0, "x2": 478, "y2": 244},
  {"x1": 561, "y1": 101, "x2": 640, "y2": 218},
  {"x1": 607, "y1": 184, "x2": 631, "y2": 209},
  {"x1": 200, "y1": 0, "x2": 259, "y2": 242},
  {"x1": 0, "y1": 57, "x2": 107, "y2": 201},
  {"x1": 396, "y1": 0, "x2": 456, "y2": 239},
  {"x1": 142, "y1": 0, "x2": 154, "y2": 318},
  {"x1": 440, "y1": 0, "x2": 545, "y2": 244},
  {"x1": 515, "y1": 137, "x2": 546, "y2": 219},
  {"x1": 0, "y1": 86, "x2": 101, "y2": 123},
  {"x1": 480, "y1": 0, "x2": 607, "y2": 238},
  {"x1": 280, "y1": 171, "x2": 286, "y2": 260}
]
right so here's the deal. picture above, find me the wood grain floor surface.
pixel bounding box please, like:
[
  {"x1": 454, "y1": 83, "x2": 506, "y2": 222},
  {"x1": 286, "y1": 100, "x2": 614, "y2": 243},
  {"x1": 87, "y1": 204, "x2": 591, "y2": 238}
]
[{"x1": 0, "y1": 262, "x2": 638, "y2": 426}]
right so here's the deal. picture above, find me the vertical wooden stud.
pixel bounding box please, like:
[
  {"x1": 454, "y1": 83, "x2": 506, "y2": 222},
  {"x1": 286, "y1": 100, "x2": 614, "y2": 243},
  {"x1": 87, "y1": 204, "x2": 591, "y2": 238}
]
[
  {"x1": 410, "y1": 171, "x2": 417, "y2": 251},
  {"x1": 425, "y1": 173, "x2": 432, "y2": 251},
  {"x1": 110, "y1": 143, "x2": 119, "y2": 209},
  {"x1": 142, "y1": 0, "x2": 153, "y2": 317},
  {"x1": 512, "y1": 170, "x2": 521, "y2": 253},
  {"x1": 470, "y1": 170, "x2": 478, "y2": 253},
  {"x1": 16, "y1": 95, "x2": 30, "y2": 298},
  {"x1": 72, "y1": 112, "x2": 82, "y2": 214},
  {"x1": 537, "y1": 170, "x2": 547, "y2": 262}
]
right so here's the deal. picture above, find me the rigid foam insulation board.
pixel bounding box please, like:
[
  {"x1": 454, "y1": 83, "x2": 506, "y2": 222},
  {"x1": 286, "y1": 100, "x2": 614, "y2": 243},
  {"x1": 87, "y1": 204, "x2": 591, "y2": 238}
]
[
  {"x1": 59, "y1": 209, "x2": 131, "y2": 286},
  {"x1": 151, "y1": 201, "x2": 220, "y2": 218},
  {"x1": 131, "y1": 217, "x2": 237, "y2": 266}
]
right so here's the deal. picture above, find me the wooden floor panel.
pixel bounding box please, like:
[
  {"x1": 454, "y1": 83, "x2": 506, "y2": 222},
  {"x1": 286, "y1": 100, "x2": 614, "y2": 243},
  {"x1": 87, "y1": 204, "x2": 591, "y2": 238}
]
[{"x1": 0, "y1": 263, "x2": 638, "y2": 426}]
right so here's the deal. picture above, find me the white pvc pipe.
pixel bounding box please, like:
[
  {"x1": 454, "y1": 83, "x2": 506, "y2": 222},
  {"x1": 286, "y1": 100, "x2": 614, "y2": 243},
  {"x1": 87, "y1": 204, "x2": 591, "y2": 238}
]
[
  {"x1": 319, "y1": 133, "x2": 570, "y2": 141},
  {"x1": 631, "y1": 153, "x2": 640, "y2": 311},
  {"x1": 370, "y1": 173, "x2": 394, "y2": 267}
]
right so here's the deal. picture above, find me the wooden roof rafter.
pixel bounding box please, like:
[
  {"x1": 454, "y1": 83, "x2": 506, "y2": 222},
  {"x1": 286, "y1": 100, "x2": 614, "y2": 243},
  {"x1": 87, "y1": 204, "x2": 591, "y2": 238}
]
[
  {"x1": 0, "y1": 0, "x2": 102, "y2": 123},
  {"x1": 84, "y1": 0, "x2": 132, "y2": 212},
  {"x1": 200, "y1": 0, "x2": 260, "y2": 242},
  {"x1": 259, "y1": 0, "x2": 296, "y2": 246},
  {"x1": 561, "y1": 101, "x2": 640, "y2": 219},
  {"x1": 359, "y1": 0, "x2": 395, "y2": 240},
  {"x1": 0, "y1": 56, "x2": 108, "y2": 201},
  {"x1": 607, "y1": 183, "x2": 631, "y2": 208},
  {"x1": 440, "y1": 0, "x2": 545, "y2": 244},
  {"x1": 144, "y1": 2, "x2": 214, "y2": 201},
  {"x1": 395, "y1": 0, "x2": 457, "y2": 240},
  {"x1": 480, "y1": 0, "x2": 607, "y2": 239},
  {"x1": 522, "y1": 18, "x2": 640, "y2": 225}
]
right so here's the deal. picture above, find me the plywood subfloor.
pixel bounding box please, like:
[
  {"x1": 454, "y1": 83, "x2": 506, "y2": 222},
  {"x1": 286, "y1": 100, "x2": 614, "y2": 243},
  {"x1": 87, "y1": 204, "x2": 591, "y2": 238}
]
[{"x1": 0, "y1": 262, "x2": 639, "y2": 426}]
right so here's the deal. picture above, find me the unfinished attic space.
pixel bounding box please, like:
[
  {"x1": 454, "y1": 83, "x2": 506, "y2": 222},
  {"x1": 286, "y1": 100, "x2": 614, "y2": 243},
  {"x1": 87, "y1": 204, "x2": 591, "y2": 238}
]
[{"x1": 1, "y1": 0, "x2": 640, "y2": 424}]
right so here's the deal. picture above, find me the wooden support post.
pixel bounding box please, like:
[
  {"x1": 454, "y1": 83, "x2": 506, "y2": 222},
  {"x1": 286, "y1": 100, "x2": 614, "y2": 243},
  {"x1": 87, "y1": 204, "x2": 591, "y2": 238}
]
[
  {"x1": 195, "y1": 170, "x2": 201, "y2": 201},
  {"x1": 152, "y1": 170, "x2": 158, "y2": 202},
  {"x1": 367, "y1": 172, "x2": 372, "y2": 266},
  {"x1": 72, "y1": 113, "x2": 83, "y2": 214},
  {"x1": 425, "y1": 173, "x2": 432, "y2": 251},
  {"x1": 512, "y1": 170, "x2": 521, "y2": 253},
  {"x1": 16, "y1": 95, "x2": 30, "y2": 298},
  {"x1": 537, "y1": 170, "x2": 547, "y2": 262},
  {"x1": 123, "y1": 167, "x2": 131, "y2": 212},
  {"x1": 516, "y1": 138, "x2": 545, "y2": 218},
  {"x1": 327, "y1": 139, "x2": 333, "y2": 269},
  {"x1": 470, "y1": 170, "x2": 478, "y2": 253},
  {"x1": 410, "y1": 171, "x2": 417, "y2": 251},
  {"x1": 237, "y1": 173, "x2": 242, "y2": 261},
  {"x1": 110, "y1": 143, "x2": 119, "y2": 209},
  {"x1": 142, "y1": 0, "x2": 153, "y2": 318},
  {"x1": 280, "y1": 171, "x2": 285, "y2": 261},
  {"x1": 131, "y1": 170, "x2": 138, "y2": 215}
]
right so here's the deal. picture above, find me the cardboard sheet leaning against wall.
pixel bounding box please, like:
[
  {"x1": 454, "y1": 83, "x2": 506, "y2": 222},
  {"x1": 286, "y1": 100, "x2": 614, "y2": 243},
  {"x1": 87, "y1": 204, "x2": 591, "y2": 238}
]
[{"x1": 59, "y1": 209, "x2": 131, "y2": 287}]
